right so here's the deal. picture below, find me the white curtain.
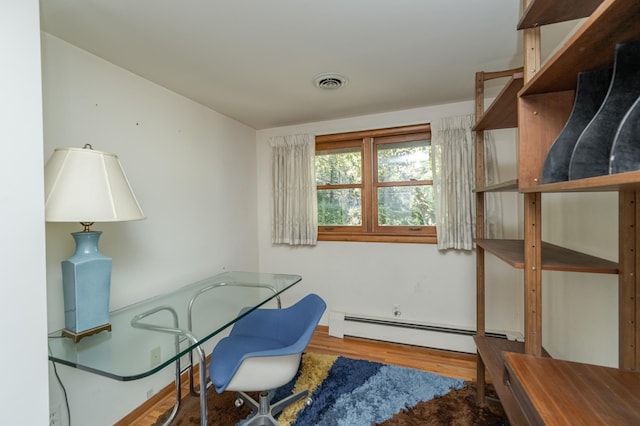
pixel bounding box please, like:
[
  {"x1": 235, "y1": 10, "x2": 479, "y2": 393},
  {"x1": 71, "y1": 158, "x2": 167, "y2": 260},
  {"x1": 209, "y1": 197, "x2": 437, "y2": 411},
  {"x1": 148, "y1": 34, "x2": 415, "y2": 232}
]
[
  {"x1": 483, "y1": 132, "x2": 503, "y2": 241},
  {"x1": 270, "y1": 134, "x2": 318, "y2": 245},
  {"x1": 432, "y1": 114, "x2": 502, "y2": 251}
]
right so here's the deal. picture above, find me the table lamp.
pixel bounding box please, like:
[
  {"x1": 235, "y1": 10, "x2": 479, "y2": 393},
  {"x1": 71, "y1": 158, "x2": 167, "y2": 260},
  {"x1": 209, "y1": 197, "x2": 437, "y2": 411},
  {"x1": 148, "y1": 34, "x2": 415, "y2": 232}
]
[{"x1": 44, "y1": 144, "x2": 145, "y2": 342}]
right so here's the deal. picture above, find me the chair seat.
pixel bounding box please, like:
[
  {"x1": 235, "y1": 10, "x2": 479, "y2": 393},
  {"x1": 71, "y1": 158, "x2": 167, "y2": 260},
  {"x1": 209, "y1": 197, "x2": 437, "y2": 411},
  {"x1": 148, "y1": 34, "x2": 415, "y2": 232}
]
[{"x1": 210, "y1": 335, "x2": 291, "y2": 392}]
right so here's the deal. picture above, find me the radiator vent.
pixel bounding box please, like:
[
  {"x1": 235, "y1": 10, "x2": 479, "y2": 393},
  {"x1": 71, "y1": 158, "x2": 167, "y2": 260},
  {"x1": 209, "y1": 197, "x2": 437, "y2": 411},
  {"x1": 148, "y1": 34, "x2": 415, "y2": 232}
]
[
  {"x1": 330, "y1": 311, "x2": 519, "y2": 354},
  {"x1": 345, "y1": 315, "x2": 508, "y2": 339}
]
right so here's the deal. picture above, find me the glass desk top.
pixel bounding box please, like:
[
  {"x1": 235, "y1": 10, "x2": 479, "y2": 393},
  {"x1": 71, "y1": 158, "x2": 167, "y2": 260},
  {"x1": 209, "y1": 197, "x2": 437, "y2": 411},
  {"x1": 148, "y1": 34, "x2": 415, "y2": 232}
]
[{"x1": 47, "y1": 271, "x2": 302, "y2": 381}]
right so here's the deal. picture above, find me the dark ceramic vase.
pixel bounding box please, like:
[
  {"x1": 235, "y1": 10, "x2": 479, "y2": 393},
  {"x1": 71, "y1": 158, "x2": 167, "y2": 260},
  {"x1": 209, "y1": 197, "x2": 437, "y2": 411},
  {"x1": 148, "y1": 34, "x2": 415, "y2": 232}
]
[
  {"x1": 610, "y1": 95, "x2": 640, "y2": 174},
  {"x1": 542, "y1": 68, "x2": 611, "y2": 183},
  {"x1": 568, "y1": 40, "x2": 640, "y2": 180}
]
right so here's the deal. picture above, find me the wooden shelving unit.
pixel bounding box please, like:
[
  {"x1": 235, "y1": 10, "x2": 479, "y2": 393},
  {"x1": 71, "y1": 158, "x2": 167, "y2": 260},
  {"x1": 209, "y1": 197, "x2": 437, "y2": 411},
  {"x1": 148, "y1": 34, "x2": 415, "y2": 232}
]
[
  {"x1": 473, "y1": 71, "x2": 523, "y2": 132},
  {"x1": 521, "y1": 169, "x2": 640, "y2": 193},
  {"x1": 474, "y1": 0, "x2": 640, "y2": 423},
  {"x1": 517, "y1": 0, "x2": 603, "y2": 29},
  {"x1": 474, "y1": 336, "x2": 529, "y2": 426},
  {"x1": 504, "y1": 352, "x2": 640, "y2": 425},
  {"x1": 521, "y1": 0, "x2": 640, "y2": 96},
  {"x1": 473, "y1": 66, "x2": 526, "y2": 416},
  {"x1": 474, "y1": 179, "x2": 518, "y2": 193},
  {"x1": 475, "y1": 239, "x2": 618, "y2": 274}
]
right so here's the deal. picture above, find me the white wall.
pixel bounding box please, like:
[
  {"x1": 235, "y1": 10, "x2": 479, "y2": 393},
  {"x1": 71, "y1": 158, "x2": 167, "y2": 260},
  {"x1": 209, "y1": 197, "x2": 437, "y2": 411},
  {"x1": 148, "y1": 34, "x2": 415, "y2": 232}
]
[
  {"x1": 0, "y1": 1, "x2": 49, "y2": 425},
  {"x1": 42, "y1": 33, "x2": 259, "y2": 425},
  {"x1": 542, "y1": 193, "x2": 618, "y2": 366},
  {"x1": 256, "y1": 104, "x2": 523, "y2": 347}
]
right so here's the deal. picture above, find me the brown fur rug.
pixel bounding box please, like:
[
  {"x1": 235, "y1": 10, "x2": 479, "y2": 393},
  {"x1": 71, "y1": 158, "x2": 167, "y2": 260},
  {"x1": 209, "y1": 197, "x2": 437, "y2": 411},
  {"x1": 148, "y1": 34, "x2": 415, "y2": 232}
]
[
  {"x1": 153, "y1": 381, "x2": 508, "y2": 425},
  {"x1": 376, "y1": 381, "x2": 507, "y2": 426}
]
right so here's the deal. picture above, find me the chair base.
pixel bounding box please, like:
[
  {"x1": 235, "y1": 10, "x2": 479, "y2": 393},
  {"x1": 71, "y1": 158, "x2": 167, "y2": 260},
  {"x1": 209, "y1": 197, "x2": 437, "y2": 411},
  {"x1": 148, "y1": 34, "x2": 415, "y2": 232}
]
[{"x1": 237, "y1": 389, "x2": 309, "y2": 426}]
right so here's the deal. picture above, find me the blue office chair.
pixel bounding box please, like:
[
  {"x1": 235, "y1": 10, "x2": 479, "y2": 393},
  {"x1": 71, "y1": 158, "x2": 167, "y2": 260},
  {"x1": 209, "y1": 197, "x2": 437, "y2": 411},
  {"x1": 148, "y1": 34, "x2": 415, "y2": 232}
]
[{"x1": 209, "y1": 293, "x2": 326, "y2": 426}]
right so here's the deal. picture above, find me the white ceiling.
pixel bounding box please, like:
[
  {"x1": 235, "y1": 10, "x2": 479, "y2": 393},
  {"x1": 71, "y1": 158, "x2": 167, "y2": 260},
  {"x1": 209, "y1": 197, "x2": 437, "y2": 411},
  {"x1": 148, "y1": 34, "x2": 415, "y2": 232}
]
[{"x1": 39, "y1": 0, "x2": 524, "y2": 130}]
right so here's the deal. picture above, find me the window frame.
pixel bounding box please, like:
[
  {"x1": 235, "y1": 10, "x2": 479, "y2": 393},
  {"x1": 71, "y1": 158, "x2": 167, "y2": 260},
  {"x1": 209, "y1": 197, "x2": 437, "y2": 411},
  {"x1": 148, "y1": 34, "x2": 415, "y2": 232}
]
[{"x1": 316, "y1": 123, "x2": 436, "y2": 244}]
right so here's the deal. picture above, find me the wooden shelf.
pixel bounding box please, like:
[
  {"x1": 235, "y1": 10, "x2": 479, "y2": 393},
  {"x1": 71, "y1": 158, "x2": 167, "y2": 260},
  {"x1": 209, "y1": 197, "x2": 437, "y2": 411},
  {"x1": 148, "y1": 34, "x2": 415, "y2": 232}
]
[
  {"x1": 473, "y1": 72, "x2": 523, "y2": 131},
  {"x1": 518, "y1": 0, "x2": 603, "y2": 29},
  {"x1": 476, "y1": 239, "x2": 618, "y2": 274},
  {"x1": 521, "y1": 0, "x2": 640, "y2": 97},
  {"x1": 475, "y1": 337, "x2": 553, "y2": 425},
  {"x1": 474, "y1": 179, "x2": 518, "y2": 193},
  {"x1": 474, "y1": 336, "x2": 529, "y2": 426},
  {"x1": 505, "y1": 352, "x2": 640, "y2": 425},
  {"x1": 521, "y1": 170, "x2": 640, "y2": 193}
]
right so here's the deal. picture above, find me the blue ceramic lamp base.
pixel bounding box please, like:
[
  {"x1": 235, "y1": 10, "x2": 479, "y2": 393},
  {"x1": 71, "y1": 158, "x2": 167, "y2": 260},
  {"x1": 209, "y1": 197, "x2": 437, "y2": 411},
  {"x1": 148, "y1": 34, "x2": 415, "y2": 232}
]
[
  {"x1": 61, "y1": 324, "x2": 112, "y2": 343},
  {"x1": 61, "y1": 231, "x2": 113, "y2": 342}
]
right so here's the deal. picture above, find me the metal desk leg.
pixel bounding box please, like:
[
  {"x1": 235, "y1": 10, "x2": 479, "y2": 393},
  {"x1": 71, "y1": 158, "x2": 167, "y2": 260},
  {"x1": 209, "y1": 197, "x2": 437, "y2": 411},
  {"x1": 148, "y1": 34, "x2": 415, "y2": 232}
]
[
  {"x1": 160, "y1": 339, "x2": 182, "y2": 426},
  {"x1": 131, "y1": 306, "x2": 208, "y2": 426},
  {"x1": 192, "y1": 343, "x2": 208, "y2": 425}
]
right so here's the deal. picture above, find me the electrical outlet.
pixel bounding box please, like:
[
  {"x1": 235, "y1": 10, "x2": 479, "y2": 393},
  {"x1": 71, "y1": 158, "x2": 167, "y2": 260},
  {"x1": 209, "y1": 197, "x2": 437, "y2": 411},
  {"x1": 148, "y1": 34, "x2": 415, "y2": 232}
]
[
  {"x1": 392, "y1": 304, "x2": 401, "y2": 317},
  {"x1": 50, "y1": 404, "x2": 61, "y2": 425},
  {"x1": 147, "y1": 388, "x2": 155, "y2": 399},
  {"x1": 150, "y1": 346, "x2": 161, "y2": 367}
]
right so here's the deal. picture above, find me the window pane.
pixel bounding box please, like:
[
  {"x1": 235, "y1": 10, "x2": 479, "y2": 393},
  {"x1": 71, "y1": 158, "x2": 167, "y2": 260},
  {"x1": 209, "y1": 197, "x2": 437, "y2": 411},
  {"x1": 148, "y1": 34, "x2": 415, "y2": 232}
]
[
  {"x1": 317, "y1": 188, "x2": 362, "y2": 226},
  {"x1": 315, "y1": 147, "x2": 361, "y2": 185},
  {"x1": 377, "y1": 140, "x2": 431, "y2": 183},
  {"x1": 378, "y1": 185, "x2": 435, "y2": 226}
]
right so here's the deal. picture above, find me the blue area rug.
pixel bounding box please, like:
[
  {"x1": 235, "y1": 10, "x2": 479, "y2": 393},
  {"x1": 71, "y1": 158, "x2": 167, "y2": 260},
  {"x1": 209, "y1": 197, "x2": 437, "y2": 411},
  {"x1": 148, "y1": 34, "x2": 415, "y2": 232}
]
[
  {"x1": 249, "y1": 353, "x2": 465, "y2": 426},
  {"x1": 152, "y1": 352, "x2": 508, "y2": 425}
]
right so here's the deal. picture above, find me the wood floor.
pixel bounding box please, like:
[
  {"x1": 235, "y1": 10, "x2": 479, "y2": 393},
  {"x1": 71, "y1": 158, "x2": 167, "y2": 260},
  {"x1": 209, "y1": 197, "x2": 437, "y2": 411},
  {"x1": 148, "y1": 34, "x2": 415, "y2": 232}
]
[{"x1": 117, "y1": 326, "x2": 477, "y2": 425}]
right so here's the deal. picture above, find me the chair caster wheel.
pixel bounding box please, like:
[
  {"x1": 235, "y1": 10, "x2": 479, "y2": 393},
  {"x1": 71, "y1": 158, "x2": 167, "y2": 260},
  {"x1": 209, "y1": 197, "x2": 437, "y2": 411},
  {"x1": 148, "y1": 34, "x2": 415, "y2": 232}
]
[
  {"x1": 305, "y1": 397, "x2": 313, "y2": 406},
  {"x1": 235, "y1": 398, "x2": 244, "y2": 408}
]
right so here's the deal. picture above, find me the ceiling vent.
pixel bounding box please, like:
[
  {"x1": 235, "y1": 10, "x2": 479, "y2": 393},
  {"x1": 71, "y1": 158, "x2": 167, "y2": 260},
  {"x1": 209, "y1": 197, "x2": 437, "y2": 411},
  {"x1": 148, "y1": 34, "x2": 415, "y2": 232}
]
[{"x1": 314, "y1": 73, "x2": 348, "y2": 90}]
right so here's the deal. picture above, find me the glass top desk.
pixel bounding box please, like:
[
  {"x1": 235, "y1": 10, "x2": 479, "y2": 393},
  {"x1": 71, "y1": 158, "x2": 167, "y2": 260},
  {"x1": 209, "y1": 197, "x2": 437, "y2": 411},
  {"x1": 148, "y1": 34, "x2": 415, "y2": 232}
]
[{"x1": 48, "y1": 271, "x2": 303, "y2": 426}]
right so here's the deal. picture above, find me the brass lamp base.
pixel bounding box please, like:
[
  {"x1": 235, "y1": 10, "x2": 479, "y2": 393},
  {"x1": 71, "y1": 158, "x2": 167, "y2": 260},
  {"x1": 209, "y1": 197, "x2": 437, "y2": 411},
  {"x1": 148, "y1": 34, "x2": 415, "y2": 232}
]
[{"x1": 62, "y1": 323, "x2": 112, "y2": 343}]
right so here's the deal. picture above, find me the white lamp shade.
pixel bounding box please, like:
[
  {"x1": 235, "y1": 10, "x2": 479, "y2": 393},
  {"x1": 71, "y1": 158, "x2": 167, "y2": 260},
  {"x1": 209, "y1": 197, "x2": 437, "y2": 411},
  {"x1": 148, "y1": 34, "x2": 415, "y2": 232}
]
[{"x1": 44, "y1": 147, "x2": 145, "y2": 222}]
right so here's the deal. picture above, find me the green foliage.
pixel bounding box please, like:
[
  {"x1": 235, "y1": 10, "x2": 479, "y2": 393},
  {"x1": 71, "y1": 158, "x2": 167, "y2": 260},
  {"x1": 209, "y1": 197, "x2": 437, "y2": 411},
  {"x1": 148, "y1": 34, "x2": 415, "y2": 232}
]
[
  {"x1": 316, "y1": 141, "x2": 433, "y2": 227},
  {"x1": 316, "y1": 150, "x2": 362, "y2": 226},
  {"x1": 317, "y1": 188, "x2": 361, "y2": 226},
  {"x1": 377, "y1": 140, "x2": 431, "y2": 182},
  {"x1": 315, "y1": 150, "x2": 360, "y2": 185},
  {"x1": 378, "y1": 186, "x2": 435, "y2": 226}
]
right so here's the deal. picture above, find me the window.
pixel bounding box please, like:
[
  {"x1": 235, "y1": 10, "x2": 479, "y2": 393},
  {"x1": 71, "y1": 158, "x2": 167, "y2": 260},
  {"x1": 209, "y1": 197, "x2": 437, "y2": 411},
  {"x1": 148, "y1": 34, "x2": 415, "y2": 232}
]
[{"x1": 315, "y1": 124, "x2": 435, "y2": 243}]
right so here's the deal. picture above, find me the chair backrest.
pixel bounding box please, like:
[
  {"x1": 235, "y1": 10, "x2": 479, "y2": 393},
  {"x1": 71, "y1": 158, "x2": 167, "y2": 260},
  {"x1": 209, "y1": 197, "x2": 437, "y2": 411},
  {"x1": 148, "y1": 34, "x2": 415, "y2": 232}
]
[
  {"x1": 277, "y1": 293, "x2": 326, "y2": 348},
  {"x1": 210, "y1": 293, "x2": 326, "y2": 394},
  {"x1": 230, "y1": 293, "x2": 326, "y2": 353}
]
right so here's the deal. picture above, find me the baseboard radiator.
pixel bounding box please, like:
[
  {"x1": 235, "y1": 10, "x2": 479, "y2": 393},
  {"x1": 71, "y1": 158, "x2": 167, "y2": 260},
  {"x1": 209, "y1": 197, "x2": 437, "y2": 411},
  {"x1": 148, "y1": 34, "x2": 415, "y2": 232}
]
[{"x1": 329, "y1": 311, "x2": 518, "y2": 354}]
